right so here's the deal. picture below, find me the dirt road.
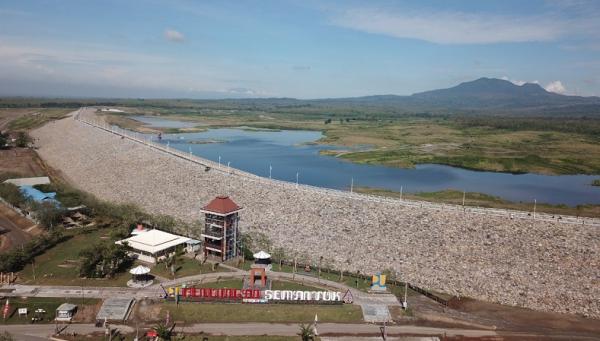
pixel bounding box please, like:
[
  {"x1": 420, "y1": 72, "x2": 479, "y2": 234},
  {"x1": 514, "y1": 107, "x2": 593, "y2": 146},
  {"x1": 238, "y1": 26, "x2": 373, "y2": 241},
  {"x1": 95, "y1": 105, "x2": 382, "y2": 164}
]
[{"x1": 0, "y1": 203, "x2": 36, "y2": 253}]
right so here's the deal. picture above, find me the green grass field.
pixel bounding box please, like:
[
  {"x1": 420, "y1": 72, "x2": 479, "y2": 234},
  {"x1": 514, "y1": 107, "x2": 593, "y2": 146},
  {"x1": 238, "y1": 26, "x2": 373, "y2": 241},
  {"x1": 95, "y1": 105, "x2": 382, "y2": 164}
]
[
  {"x1": 0, "y1": 297, "x2": 99, "y2": 324},
  {"x1": 18, "y1": 228, "x2": 131, "y2": 287},
  {"x1": 151, "y1": 258, "x2": 232, "y2": 279},
  {"x1": 159, "y1": 302, "x2": 362, "y2": 323}
]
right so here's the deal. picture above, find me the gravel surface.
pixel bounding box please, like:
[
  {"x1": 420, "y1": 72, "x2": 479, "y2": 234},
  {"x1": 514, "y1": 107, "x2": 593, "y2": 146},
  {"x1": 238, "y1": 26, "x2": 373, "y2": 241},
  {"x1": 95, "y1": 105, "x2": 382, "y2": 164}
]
[{"x1": 31, "y1": 110, "x2": 600, "y2": 319}]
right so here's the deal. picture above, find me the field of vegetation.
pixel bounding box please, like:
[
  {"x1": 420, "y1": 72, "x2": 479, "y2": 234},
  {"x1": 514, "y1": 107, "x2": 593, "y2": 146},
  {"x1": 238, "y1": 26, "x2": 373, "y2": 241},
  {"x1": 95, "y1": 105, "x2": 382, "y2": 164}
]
[
  {"x1": 152, "y1": 301, "x2": 362, "y2": 323},
  {"x1": 2, "y1": 97, "x2": 600, "y2": 175},
  {"x1": 355, "y1": 188, "x2": 600, "y2": 218},
  {"x1": 100, "y1": 105, "x2": 600, "y2": 176}
]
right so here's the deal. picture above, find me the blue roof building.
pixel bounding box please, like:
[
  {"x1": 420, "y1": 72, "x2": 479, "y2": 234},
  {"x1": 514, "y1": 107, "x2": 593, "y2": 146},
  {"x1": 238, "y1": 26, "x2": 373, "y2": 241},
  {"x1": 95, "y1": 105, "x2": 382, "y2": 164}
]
[{"x1": 20, "y1": 185, "x2": 59, "y2": 205}]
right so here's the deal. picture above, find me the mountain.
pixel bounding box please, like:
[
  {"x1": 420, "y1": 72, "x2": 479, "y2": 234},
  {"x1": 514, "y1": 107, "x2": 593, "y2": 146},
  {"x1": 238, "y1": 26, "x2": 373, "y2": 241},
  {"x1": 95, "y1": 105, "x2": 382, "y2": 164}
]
[
  {"x1": 3, "y1": 77, "x2": 599, "y2": 116},
  {"x1": 305, "y1": 77, "x2": 600, "y2": 114},
  {"x1": 408, "y1": 77, "x2": 596, "y2": 109}
]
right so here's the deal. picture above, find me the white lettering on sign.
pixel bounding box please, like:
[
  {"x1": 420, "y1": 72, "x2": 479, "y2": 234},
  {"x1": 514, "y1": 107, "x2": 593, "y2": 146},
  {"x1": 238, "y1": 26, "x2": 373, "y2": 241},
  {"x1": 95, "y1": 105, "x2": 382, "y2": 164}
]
[{"x1": 264, "y1": 290, "x2": 343, "y2": 302}]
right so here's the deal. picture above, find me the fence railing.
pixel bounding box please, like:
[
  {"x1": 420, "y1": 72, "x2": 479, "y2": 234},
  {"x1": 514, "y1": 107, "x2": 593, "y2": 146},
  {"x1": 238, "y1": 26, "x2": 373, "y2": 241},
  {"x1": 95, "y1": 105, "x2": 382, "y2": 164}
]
[{"x1": 74, "y1": 107, "x2": 600, "y2": 228}]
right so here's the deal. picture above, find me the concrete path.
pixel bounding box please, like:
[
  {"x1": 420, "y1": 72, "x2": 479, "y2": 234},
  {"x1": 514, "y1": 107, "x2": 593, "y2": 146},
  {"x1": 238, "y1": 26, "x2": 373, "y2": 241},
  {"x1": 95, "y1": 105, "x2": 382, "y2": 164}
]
[
  {"x1": 2, "y1": 322, "x2": 599, "y2": 340},
  {"x1": 0, "y1": 322, "x2": 497, "y2": 338}
]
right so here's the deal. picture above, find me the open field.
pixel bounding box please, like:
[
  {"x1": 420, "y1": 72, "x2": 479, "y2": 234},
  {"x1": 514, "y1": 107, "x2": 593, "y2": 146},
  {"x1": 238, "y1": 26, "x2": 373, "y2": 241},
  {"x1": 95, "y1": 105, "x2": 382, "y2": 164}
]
[
  {"x1": 0, "y1": 149, "x2": 47, "y2": 178},
  {"x1": 17, "y1": 228, "x2": 131, "y2": 287},
  {"x1": 30, "y1": 109, "x2": 600, "y2": 319},
  {"x1": 151, "y1": 257, "x2": 232, "y2": 279},
  {"x1": 102, "y1": 108, "x2": 600, "y2": 175},
  {"x1": 0, "y1": 108, "x2": 72, "y2": 131},
  {"x1": 0, "y1": 297, "x2": 100, "y2": 324},
  {"x1": 136, "y1": 301, "x2": 363, "y2": 323},
  {"x1": 355, "y1": 187, "x2": 600, "y2": 218}
]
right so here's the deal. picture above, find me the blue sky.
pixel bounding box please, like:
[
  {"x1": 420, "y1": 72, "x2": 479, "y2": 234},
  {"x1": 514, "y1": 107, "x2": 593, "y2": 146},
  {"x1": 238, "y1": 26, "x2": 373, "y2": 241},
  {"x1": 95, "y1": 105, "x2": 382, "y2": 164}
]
[{"x1": 1, "y1": 0, "x2": 599, "y2": 98}]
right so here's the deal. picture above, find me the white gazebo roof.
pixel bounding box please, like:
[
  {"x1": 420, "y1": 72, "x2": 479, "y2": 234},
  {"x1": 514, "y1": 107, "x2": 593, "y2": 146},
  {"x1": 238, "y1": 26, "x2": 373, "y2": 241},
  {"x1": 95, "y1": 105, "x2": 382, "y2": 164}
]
[
  {"x1": 253, "y1": 250, "x2": 271, "y2": 259},
  {"x1": 116, "y1": 229, "x2": 190, "y2": 255},
  {"x1": 129, "y1": 265, "x2": 151, "y2": 275}
]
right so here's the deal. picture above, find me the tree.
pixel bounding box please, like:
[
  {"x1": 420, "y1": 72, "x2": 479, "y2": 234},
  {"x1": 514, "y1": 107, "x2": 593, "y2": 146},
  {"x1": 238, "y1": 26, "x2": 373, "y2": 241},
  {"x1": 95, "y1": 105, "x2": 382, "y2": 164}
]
[
  {"x1": 79, "y1": 243, "x2": 131, "y2": 278},
  {"x1": 297, "y1": 324, "x2": 314, "y2": 341},
  {"x1": 15, "y1": 132, "x2": 29, "y2": 148},
  {"x1": 30, "y1": 201, "x2": 66, "y2": 229},
  {"x1": 0, "y1": 183, "x2": 27, "y2": 207},
  {"x1": 0, "y1": 131, "x2": 8, "y2": 149}
]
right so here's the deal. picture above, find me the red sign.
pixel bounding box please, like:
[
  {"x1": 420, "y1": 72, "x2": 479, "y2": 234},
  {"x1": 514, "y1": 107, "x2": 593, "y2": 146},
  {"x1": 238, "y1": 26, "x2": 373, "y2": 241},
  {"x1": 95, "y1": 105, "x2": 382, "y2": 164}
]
[
  {"x1": 179, "y1": 288, "x2": 261, "y2": 300},
  {"x1": 2, "y1": 299, "x2": 9, "y2": 319}
]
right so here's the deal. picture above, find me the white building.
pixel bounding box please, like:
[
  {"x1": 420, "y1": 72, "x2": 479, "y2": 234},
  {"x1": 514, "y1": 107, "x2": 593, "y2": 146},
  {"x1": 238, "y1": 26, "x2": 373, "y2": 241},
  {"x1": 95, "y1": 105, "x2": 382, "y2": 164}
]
[{"x1": 116, "y1": 229, "x2": 191, "y2": 264}]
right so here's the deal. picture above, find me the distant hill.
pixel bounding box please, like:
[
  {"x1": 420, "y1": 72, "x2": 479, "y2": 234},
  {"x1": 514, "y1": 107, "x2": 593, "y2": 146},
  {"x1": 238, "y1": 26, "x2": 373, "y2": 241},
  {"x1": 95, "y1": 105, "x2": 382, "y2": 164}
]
[
  {"x1": 408, "y1": 77, "x2": 600, "y2": 109},
  {"x1": 2, "y1": 77, "x2": 600, "y2": 116}
]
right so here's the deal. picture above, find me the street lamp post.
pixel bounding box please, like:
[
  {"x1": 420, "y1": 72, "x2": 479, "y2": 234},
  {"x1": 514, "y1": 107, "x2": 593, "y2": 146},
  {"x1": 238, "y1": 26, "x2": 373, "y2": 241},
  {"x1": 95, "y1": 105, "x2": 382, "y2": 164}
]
[{"x1": 296, "y1": 172, "x2": 299, "y2": 188}]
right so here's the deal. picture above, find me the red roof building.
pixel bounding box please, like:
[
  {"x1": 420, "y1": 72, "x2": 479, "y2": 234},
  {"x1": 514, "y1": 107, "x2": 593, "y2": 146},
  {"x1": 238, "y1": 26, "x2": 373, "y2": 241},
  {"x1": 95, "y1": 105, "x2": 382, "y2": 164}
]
[
  {"x1": 200, "y1": 196, "x2": 242, "y2": 261},
  {"x1": 201, "y1": 196, "x2": 242, "y2": 215}
]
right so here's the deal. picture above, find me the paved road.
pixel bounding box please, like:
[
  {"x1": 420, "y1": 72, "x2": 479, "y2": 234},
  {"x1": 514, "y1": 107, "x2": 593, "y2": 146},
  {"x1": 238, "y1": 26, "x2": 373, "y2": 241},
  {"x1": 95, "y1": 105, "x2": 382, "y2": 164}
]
[{"x1": 2, "y1": 322, "x2": 599, "y2": 340}]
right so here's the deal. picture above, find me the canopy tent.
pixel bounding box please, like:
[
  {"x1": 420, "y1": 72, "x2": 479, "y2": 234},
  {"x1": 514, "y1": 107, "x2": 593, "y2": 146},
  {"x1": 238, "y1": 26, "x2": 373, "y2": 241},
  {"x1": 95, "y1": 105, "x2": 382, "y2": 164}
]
[
  {"x1": 129, "y1": 265, "x2": 150, "y2": 275},
  {"x1": 128, "y1": 264, "x2": 153, "y2": 288},
  {"x1": 253, "y1": 251, "x2": 271, "y2": 259}
]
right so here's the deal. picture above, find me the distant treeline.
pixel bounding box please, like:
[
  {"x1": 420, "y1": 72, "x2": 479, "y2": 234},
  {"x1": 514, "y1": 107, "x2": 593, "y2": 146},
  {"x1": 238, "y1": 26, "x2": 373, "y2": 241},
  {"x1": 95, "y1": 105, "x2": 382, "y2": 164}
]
[{"x1": 454, "y1": 116, "x2": 600, "y2": 137}]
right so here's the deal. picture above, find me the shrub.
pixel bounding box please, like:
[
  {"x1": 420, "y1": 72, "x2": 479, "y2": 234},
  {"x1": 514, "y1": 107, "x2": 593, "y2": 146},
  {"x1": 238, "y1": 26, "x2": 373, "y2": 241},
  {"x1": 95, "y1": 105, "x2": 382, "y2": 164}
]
[
  {"x1": 15, "y1": 132, "x2": 29, "y2": 147},
  {"x1": 0, "y1": 183, "x2": 26, "y2": 207}
]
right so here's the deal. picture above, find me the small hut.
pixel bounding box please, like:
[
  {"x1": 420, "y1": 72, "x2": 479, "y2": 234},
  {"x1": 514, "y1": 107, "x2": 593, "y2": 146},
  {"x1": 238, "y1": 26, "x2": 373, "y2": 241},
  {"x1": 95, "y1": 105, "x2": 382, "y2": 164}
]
[{"x1": 55, "y1": 303, "x2": 77, "y2": 321}]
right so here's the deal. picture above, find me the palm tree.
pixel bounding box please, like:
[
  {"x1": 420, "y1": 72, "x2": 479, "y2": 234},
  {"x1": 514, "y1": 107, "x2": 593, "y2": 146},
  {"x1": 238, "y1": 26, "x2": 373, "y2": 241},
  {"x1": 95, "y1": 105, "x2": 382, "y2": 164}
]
[
  {"x1": 297, "y1": 323, "x2": 314, "y2": 341},
  {"x1": 153, "y1": 322, "x2": 173, "y2": 341}
]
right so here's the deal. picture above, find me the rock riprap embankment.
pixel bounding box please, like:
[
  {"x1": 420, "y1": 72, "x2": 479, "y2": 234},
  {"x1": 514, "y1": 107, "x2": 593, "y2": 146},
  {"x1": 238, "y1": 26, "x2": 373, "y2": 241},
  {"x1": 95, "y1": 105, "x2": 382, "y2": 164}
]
[{"x1": 31, "y1": 111, "x2": 600, "y2": 318}]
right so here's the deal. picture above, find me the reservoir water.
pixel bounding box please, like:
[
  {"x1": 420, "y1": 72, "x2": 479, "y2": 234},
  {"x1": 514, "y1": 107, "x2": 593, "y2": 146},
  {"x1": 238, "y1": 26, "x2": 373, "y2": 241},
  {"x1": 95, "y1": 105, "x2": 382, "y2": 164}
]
[{"x1": 135, "y1": 116, "x2": 600, "y2": 206}]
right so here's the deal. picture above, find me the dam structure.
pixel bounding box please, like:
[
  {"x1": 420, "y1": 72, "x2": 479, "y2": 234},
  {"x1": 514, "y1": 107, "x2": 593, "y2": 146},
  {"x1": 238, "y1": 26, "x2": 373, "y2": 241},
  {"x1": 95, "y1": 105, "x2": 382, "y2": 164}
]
[{"x1": 30, "y1": 108, "x2": 600, "y2": 319}]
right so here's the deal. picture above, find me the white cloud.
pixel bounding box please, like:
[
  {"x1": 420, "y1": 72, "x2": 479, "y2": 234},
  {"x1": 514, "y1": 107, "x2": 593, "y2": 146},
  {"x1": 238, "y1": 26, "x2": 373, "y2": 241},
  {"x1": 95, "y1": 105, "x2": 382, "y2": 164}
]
[
  {"x1": 330, "y1": 7, "x2": 566, "y2": 44},
  {"x1": 545, "y1": 80, "x2": 567, "y2": 94},
  {"x1": 164, "y1": 29, "x2": 185, "y2": 42}
]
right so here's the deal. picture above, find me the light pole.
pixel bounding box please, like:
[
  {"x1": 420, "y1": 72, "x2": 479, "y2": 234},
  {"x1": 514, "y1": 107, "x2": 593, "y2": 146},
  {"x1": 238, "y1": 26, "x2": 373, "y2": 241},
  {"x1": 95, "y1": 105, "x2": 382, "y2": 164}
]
[
  {"x1": 296, "y1": 172, "x2": 299, "y2": 188},
  {"x1": 269, "y1": 164, "x2": 272, "y2": 179},
  {"x1": 350, "y1": 177, "x2": 354, "y2": 193},
  {"x1": 218, "y1": 155, "x2": 221, "y2": 168},
  {"x1": 533, "y1": 199, "x2": 537, "y2": 219}
]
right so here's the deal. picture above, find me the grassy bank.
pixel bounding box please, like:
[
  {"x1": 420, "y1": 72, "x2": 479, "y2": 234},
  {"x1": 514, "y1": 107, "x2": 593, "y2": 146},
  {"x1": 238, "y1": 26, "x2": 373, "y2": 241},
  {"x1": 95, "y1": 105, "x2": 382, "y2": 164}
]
[
  {"x1": 156, "y1": 302, "x2": 362, "y2": 323},
  {"x1": 5, "y1": 108, "x2": 72, "y2": 130},
  {"x1": 355, "y1": 187, "x2": 600, "y2": 218}
]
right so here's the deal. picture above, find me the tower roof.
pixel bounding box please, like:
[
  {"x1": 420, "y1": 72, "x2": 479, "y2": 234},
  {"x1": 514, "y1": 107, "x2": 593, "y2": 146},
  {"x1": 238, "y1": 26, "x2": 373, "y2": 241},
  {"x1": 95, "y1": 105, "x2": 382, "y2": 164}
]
[{"x1": 202, "y1": 196, "x2": 242, "y2": 215}]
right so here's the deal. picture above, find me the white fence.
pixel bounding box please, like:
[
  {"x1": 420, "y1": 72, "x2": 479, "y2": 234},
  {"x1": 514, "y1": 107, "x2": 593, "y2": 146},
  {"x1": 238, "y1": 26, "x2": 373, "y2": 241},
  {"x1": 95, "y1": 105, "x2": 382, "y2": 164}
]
[{"x1": 74, "y1": 108, "x2": 600, "y2": 228}]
